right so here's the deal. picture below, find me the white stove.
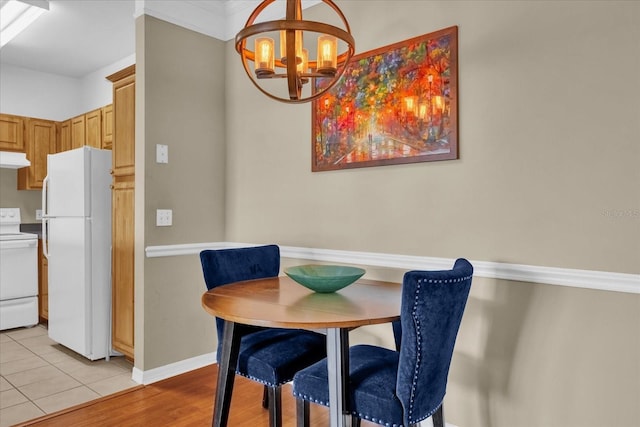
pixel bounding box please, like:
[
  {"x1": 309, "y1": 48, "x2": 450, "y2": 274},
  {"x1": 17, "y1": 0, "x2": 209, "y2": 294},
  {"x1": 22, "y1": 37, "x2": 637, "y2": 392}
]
[{"x1": 0, "y1": 208, "x2": 39, "y2": 330}]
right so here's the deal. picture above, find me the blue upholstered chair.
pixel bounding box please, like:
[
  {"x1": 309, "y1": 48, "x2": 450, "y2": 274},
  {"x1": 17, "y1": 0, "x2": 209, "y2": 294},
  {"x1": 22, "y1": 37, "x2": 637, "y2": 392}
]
[
  {"x1": 292, "y1": 258, "x2": 473, "y2": 427},
  {"x1": 200, "y1": 245, "x2": 327, "y2": 427}
]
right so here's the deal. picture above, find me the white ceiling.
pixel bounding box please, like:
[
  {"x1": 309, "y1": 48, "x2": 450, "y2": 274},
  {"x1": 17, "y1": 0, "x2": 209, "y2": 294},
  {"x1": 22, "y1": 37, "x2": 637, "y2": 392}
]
[{"x1": 0, "y1": 0, "x2": 321, "y2": 79}]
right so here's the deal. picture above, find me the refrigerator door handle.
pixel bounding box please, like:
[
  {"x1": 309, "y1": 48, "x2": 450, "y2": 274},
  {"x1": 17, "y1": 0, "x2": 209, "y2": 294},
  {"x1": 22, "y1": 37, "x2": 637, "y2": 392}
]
[
  {"x1": 42, "y1": 175, "x2": 50, "y2": 258},
  {"x1": 42, "y1": 218, "x2": 49, "y2": 258},
  {"x1": 42, "y1": 175, "x2": 49, "y2": 217}
]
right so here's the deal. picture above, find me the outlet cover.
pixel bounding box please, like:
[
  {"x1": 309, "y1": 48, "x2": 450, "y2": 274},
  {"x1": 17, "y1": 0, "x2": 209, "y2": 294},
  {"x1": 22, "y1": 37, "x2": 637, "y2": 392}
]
[
  {"x1": 156, "y1": 144, "x2": 168, "y2": 164},
  {"x1": 156, "y1": 209, "x2": 172, "y2": 226}
]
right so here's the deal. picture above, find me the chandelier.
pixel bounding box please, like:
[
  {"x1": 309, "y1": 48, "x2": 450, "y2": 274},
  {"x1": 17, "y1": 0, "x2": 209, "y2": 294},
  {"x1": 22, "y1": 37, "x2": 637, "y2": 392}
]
[{"x1": 235, "y1": 0, "x2": 355, "y2": 103}]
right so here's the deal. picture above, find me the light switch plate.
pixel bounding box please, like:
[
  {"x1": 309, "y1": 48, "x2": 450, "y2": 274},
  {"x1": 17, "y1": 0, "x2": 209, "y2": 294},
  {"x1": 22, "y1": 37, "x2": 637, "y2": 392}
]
[
  {"x1": 36, "y1": 209, "x2": 42, "y2": 220},
  {"x1": 156, "y1": 209, "x2": 172, "y2": 226},
  {"x1": 156, "y1": 144, "x2": 168, "y2": 164}
]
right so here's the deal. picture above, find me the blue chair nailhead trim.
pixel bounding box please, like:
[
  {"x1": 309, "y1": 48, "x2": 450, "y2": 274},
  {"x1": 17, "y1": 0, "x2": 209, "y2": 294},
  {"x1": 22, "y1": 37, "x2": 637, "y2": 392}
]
[
  {"x1": 236, "y1": 371, "x2": 289, "y2": 387},
  {"x1": 407, "y1": 278, "x2": 423, "y2": 419},
  {"x1": 408, "y1": 401, "x2": 444, "y2": 424},
  {"x1": 406, "y1": 275, "x2": 471, "y2": 422},
  {"x1": 292, "y1": 392, "x2": 329, "y2": 406},
  {"x1": 354, "y1": 412, "x2": 403, "y2": 427}
]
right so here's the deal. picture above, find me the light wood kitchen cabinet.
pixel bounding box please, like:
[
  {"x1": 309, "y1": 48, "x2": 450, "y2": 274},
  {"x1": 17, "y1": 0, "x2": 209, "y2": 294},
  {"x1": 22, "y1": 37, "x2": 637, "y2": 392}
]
[
  {"x1": 71, "y1": 114, "x2": 85, "y2": 149},
  {"x1": 17, "y1": 118, "x2": 56, "y2": 190},
  {"x1": 0, "y1": 113, "x2": 25, "y2": 152},
  {"x1": 111, "y1": 178, "x2": 135, "y2": 358},
  {"x1": 38, "y1": 240, "x2": 48, "y2": 320},
  {"x1": 58, "y1": 106, "x2": 111, "y2": 153},
  {"x1": 107, "y1": 64, "x2": 135, "y2": 360},
  {"x1": 101, "y1": 104, "x2": 113, "y2": 149},
  {"x1": 85, "y1": 108, "x2": 102, "y2": 149},
  {"x1": 58, "y1": 120, "x2": 72, "y2": 152},
  {"x1": 111, "y1": 72, "x2": 135, "y2": 176}
]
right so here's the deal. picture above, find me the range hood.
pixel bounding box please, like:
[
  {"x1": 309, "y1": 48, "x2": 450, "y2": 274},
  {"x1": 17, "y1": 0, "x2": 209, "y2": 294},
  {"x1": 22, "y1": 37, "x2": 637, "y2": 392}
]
[{"x1": 0, "y1": 151, "x2": 31, "y2": 169}]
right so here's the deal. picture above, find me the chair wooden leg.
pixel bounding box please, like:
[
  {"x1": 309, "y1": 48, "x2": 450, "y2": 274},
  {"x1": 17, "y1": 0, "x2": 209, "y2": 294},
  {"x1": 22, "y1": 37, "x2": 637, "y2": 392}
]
[
  {"x1": 432, "y1": 404, "x2": 445, "y2": 427},
  {"x1": 267, "y1": 386, "x2": 282, "y2": 427},
  {"x1": 295, "y1": 398, "x2": 309, "y2": 427},
  {"x1": 262, "y1": 385, "x2": 269, "y2": 409}
]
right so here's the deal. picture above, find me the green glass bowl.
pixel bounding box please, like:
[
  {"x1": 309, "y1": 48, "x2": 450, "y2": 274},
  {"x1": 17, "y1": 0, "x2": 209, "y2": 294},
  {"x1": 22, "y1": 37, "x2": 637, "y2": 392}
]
[{"x1": 284, "y1": 265, "x2": 366, "y2": 293}]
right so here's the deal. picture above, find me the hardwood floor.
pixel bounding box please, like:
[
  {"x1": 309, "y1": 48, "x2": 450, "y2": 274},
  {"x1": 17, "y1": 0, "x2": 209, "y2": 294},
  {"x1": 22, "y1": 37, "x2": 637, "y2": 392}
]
[{"x1": 14, "y1": 364, "x2": 378, "y2": 427}]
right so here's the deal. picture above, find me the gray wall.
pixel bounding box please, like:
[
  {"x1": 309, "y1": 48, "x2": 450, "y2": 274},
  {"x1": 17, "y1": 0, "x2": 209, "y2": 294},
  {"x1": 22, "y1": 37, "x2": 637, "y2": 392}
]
[
  {"x1": 225, "y1": 0, "x2": 639, "y2": 273},
  {"x1": 135, "y1": 15, "x2": 226, "y2": 370},
  {"x1": 220, "y1": 1, "x2": 639, "y2": 426},
  {"x1": 0, "y1": 170, "x2": 41, "y2": 222}
]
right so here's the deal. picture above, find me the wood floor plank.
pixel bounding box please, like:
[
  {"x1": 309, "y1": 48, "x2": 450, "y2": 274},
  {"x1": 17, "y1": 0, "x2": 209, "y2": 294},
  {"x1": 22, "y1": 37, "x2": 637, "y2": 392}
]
[{"x1": 16, "y1": 364, "x2": 378, "y2": 426}]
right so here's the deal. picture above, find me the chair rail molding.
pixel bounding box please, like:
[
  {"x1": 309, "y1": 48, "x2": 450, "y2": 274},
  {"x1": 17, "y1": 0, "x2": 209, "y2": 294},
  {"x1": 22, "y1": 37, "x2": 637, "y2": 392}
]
[{"x1": 145, "y1": 242, "x2": 640, "y2": 294}]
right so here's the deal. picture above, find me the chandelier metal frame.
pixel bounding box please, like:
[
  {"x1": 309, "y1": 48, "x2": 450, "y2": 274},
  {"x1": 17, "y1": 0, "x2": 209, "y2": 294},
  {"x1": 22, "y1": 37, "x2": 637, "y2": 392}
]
[{"x1": 235, "y1": 0, "x2": 355, "y2": 103}]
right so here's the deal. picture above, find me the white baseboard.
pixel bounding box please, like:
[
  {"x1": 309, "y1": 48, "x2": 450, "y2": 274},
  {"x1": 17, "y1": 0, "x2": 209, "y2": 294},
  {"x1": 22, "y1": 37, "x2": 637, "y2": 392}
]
[
  {"x1": 419, "y1": 420, "x2": 458, "y2": 427},
  {"x1": 145, "y1": 241, "x2": 640, "y2": 294},
  {"x1": 131, "y1": 352, "x2": 216, "y2": 385},
  {"x1": 431, "y1": 422, "x2": 457, "y2": 427}
]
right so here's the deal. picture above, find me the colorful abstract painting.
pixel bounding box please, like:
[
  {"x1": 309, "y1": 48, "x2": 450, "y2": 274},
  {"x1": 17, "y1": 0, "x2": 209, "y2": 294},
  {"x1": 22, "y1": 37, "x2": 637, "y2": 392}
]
[{"x1": 312, "y1": 26, "x2": 458, "y2": 171}]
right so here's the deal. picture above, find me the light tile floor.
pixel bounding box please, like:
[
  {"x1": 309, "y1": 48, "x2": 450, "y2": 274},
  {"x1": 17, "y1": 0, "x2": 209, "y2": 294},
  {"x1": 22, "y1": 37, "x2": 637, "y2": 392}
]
[{"x1": 0, "y1": 325, "x2": 138, "y2": 427}]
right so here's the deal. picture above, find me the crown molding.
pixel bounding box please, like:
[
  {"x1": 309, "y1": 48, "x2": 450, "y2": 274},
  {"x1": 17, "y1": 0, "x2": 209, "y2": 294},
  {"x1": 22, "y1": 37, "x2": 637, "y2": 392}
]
[{"x1": 134, "y1": 0, "x2": 322, "y2": 42}]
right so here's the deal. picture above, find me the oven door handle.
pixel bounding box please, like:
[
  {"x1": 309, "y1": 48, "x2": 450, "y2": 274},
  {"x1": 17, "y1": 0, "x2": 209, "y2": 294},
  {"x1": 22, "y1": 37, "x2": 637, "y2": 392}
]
[{"x1": 1, "y1": 240, "x2": 38, "y2": 250}]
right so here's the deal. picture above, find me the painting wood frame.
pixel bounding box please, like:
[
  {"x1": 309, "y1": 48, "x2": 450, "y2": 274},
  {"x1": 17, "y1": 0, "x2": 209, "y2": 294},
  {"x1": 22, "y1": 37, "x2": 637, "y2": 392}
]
[{"x1": 312, "y1": 26, "x2": 458, "y2": 172}]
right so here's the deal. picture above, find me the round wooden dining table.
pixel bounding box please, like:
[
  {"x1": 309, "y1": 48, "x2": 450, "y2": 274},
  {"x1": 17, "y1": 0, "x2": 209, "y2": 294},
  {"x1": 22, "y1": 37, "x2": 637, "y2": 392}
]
[{"x1": 202, "y1": 275, "x2": 402, "y2": 427}]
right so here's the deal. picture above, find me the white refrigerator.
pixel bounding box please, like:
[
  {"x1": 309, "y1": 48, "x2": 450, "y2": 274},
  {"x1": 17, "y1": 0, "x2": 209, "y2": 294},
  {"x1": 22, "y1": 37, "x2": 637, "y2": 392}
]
[{"x1": 42, "y1": 147, "x2": 113, "y2": 360}]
